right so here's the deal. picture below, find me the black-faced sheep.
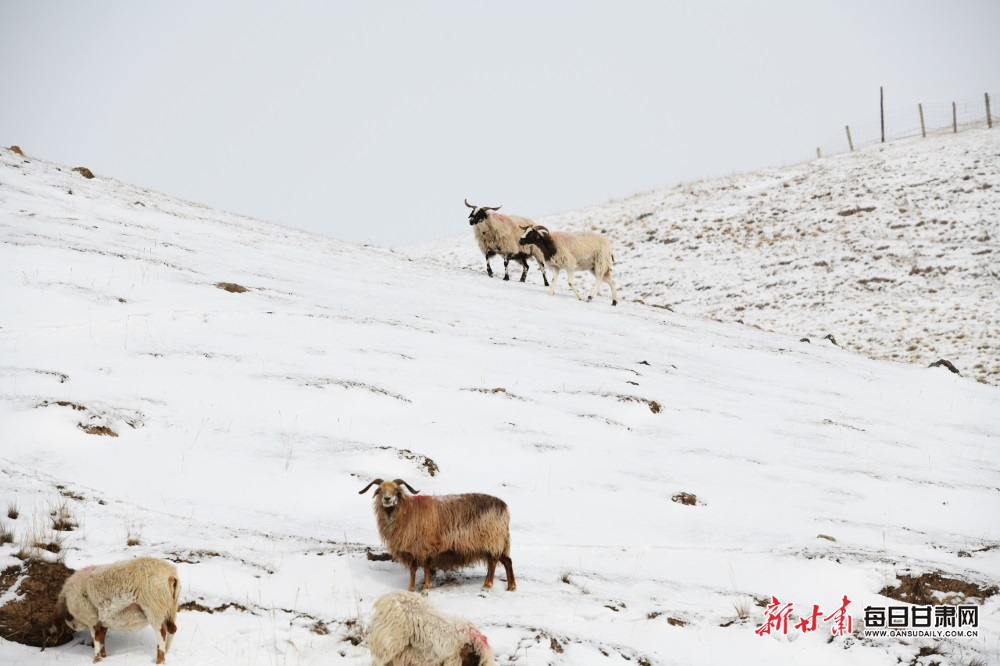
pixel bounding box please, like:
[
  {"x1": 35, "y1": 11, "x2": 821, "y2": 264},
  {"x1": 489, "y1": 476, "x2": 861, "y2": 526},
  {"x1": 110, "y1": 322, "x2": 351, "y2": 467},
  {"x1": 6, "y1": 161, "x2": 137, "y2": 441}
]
[
  {"x1": 519, "y1": 224, "x2": 619, "y2": 305},
  {"x1": 368, "y1": 591, "x2": 495, "y2": 666},
  {"x1": 359, "y1": 478, "x2": 515, "y2": 592},
  {"x1": 465, "y1": 199, "x2": 549, "y2": 286},
  {"x1": 50, "y1": 557, "x2": 180, "y2": 664}
]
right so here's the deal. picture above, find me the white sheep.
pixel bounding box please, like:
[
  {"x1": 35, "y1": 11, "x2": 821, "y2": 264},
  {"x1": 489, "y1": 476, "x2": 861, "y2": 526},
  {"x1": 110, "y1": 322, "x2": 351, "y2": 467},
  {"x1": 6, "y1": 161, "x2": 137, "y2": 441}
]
[
  {"x1": 368, "y1": 591, "x2": 495, "y2": 666},
  {"x1": 465, "y1": 199, "x2": 549, "y2": 286},
  {"x1": 50, "y1": 557, "x2": 180, "y2": 664},
  {"x1": 519, "y1": 225, "x2": 619, "y2": 305}
]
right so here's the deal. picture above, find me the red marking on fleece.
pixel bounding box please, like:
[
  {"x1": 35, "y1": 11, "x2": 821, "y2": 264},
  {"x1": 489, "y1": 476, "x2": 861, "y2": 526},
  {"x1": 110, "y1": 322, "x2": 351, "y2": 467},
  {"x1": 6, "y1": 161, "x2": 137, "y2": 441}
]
[
  {"x1": 68, "y1": 564, "x2": 100, "y2": 581},
  {"x1": 493, "y1": 213, "x2": 512, "y2": 225},
  {"x1": 470, "y1": 628, "x2": 489, "y2": 647},
  {"x1": 411, "y1": 495, "x2": 432, "y2": 505}
]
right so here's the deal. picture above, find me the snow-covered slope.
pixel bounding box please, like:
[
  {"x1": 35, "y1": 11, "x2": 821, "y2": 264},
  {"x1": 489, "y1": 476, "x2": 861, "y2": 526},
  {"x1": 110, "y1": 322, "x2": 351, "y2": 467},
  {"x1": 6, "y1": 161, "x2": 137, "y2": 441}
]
[
  {"x1": 1, "y1": 145, "x2": 998, "y2": 666},
  {"x1": 407, "y1": 129, "x2": 1000, "y2": 386}
]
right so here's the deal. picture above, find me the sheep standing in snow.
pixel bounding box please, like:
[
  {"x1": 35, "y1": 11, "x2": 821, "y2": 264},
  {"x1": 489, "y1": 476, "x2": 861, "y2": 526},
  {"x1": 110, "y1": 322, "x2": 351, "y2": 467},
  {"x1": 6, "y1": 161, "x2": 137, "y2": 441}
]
[
  {"x1": 465, "y1": 199, "x2": 549, "y2": 286},
  {"x1": 519, "y1": 224, "x2": 619, "y2": 305},
  {"x1": 50, "y1": 557, "x2": 180, "y2": 664},
  {"x1": 368, "y1": 591, "x2": 495, "y2": 666},
  {"x1": 359, "y1": 478, "x2": 516, "y2": 592}
]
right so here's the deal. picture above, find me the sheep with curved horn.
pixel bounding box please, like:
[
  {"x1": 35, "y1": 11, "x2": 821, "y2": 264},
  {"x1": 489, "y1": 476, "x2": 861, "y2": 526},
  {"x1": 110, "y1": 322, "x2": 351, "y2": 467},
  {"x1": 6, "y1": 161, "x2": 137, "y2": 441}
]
[
  {"x1": 359, "y1": 478, "x2": 515, "y2": 592},
  {"x1": 465, "y1": 199, "x2": 548, "y2": 286},
  {"x1": 519, "y1": 224, "x2": 619, "y2": 305}
]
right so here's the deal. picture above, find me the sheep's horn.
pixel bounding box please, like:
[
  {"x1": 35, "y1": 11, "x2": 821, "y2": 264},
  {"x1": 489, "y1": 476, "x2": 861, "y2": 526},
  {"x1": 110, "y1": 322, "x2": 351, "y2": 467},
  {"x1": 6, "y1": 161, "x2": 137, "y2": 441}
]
[
  {"x1": 358, "y1": 478, "x2": 384, "y2": 494},
  {"x1": 465, "y1": 199, "x2": 501, "y2": 211},
  {"x1": 519, "y1": 224, "x2": 532, "y2": 230},
  {"x1": 393, "y1": 479, "x2": 421, "y2": 494}
]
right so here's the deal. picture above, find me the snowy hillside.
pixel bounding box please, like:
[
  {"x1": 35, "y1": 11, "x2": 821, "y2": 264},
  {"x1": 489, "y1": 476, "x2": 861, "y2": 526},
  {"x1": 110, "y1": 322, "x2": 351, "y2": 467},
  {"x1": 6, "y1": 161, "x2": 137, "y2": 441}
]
[
  {"x1": 407, "y1": 129, "x2": 1000, "y2": 386},
  {"x1": 1, "y1": 145, "x2": 998, "y2": 666}
]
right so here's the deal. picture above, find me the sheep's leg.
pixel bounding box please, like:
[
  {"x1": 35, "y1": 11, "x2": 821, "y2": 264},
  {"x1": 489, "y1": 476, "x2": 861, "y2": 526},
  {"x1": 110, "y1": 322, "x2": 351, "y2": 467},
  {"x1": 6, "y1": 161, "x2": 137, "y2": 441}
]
[
  {"x1": 538, "y1": 259, "x2": 549, "y2": 287},
  {"x1": 142, "y1": 606, "x2": 174, "y2": 664},
  {"x1": 586, "y1": 274, "x2": 601, "y2": 302},
  {"x1": 484, "y1": 251, "x2": 495, "y2": 278},
  {"x1": 501, "y1": 256, "x2": 511, "y2": 281},
  {"x1": 164, "y1": 615, "x2": 177, "y2": 653},
  {"x1": 548, "y1": 268, "x2": 559, "y2": 296},
  {"x1": 422, "y1": 562, "x2": 434, "y2": 591},
  {"x1": 607, "y1": 273, "x2": 619, "y2": 306},
  {"x1": 501, "y1": 555, "x2": 517, "y2": 591},
  {"x1": 517, "y1": 256, "x2": 530, "y2": 283},
  {"x1": 483, "y1": 559, "x2": 497, "y2": 590},
  {"x1": 566, "y1": 271, "x2": 584, "y2": 300},
  {"x1": 407, "y1": 564, "x2": 418, "y2": 592},
  {"x1": 91, "y1": 622, "x2": 108, "y2": 663},
  {"x1": 156, "y1": 623, "x2": 168, "y2": 664}
]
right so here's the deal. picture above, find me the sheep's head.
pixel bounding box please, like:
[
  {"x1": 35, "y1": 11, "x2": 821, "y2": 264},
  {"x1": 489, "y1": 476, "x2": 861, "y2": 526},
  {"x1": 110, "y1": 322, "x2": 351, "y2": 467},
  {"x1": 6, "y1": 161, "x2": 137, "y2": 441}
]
[
  {"x1": 48, "y1": 594, "x2": 78, "y2": 643},
  {"x1": 465, "y1": 199, "x2": 501, "y2": 226},
  {"x1": 518, "y1": 225, "x2": 549, "y2": 246},
  {"x1": 460, "y1": 626, "x2": 495, "y2": 666},
  {"x1": 359, "y1": 479, "x2": 421, "y2": 514}
]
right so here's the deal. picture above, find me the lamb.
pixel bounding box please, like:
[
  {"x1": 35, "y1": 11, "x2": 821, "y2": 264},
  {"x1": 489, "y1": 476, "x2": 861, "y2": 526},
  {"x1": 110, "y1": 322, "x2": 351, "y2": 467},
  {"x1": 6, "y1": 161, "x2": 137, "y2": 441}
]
[
  {"x1": 518, "y1": 224, "x2": 619, "y2": 305},
  {"x1": 50, "y1": 556, "x2": 180, "y2": 664},
  {"x1": 359, "y1": 478, "x2": 515, "y2": 592},
  {"x1": 367, "y1": 591, "x2": 495, "y2": 666},
  {"x1": 465, "y1": 199, "x2": 549, "y2": 286}
]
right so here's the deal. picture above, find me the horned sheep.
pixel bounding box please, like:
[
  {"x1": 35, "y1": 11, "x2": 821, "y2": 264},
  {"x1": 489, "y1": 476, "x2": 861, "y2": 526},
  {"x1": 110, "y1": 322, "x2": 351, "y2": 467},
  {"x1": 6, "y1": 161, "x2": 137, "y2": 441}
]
[
  {"x1": 519, "y1": 224, "x2": 619, "y2": 305},
  {"x1": 50, "y1": 556, "x2": 180, "y2": 664},
  {"x1": 465, "y1": 199, "x2": 549, "y2": 286},
  {"x1": 359, "y1": 478, "x2": 515, "y2": 592},
  {"x1": 368, "y1": 591, "x2": 495, "y2": 666}
]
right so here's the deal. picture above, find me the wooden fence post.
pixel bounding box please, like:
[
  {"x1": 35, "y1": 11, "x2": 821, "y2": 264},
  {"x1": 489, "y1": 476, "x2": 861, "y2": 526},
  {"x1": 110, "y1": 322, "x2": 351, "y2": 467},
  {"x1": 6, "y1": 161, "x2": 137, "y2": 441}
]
[
  {"x1": 952, "y1": 102, "x2": 958, "y2": 133},
  {"x1": 880, "y1": 87, "x2": 885, "y2": 143},
  {"x1": 845, "y1": 126, "x2": 854, "y2": 152},
  {"x1": 987, "y1": 93, "x2": 993, "y2": 129},
  {"x1": 816, "y1": 147, "x2": 822, "y2": 159},
  {"x1": 919, "y1": 103, "x2": 926, "y2": 138}
]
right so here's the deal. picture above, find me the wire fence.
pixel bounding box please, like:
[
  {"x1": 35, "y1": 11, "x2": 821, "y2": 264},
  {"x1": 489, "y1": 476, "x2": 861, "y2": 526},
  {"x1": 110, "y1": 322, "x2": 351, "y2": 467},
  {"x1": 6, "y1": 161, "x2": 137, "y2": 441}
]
[{"x1": 816, "y1": 91, "x2": 997, "y2": 158}]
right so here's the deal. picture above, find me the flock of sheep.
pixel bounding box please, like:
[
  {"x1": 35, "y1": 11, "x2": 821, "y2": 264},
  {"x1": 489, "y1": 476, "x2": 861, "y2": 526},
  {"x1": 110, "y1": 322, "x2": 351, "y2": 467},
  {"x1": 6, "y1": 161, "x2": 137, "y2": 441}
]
[
  {"x1": 45, "y1": 201, "x2": 602, "y2": 665},
  {"x1": 465, "y1": 200, "x2": 620, "y2": 306},
  {"x1": 47, "y1": 478, "x2": 509, "y2": 664}
]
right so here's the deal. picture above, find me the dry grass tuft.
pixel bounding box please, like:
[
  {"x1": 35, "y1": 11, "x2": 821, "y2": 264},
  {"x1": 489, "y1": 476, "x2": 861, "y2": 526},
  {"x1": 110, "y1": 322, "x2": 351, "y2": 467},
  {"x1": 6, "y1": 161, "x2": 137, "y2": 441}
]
[
  {"x1": 49, "y1": 501, "x2": 76, "y2": 532},
  {"x1": 124, "y1": 518, "x2": 142, "y2": 547}
]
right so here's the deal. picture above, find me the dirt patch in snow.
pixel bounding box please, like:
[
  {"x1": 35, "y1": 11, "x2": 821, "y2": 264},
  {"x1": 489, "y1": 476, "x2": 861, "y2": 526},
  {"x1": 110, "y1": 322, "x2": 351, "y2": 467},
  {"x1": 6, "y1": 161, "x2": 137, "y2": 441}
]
[
  {"x1": 880, "y1": 572, "x2": 998, "y2": 606},
  {"x1": 0, "y1": 559, "x2": 75, "y2": 648}
]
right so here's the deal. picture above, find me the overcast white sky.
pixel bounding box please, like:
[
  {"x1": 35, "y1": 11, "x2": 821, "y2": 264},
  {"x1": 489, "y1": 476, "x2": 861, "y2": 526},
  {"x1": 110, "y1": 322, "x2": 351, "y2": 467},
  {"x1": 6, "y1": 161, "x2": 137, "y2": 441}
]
[{"x1": 2, "y1": 1, "x2": 997, "y2": 247}]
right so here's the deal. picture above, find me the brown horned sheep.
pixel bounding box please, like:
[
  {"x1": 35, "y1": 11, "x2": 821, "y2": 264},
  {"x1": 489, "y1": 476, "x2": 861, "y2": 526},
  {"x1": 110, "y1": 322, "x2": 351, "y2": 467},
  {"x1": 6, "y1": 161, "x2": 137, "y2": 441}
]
[{"x1": 359, "y1": 478, "x2": 515, "y2": 592}]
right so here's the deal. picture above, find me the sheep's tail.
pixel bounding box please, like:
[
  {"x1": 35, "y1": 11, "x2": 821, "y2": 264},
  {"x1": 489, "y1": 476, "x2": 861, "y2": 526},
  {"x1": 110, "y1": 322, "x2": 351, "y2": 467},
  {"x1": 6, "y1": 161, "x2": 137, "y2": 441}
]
[{"x1": 166, "y1": 575, "x2": 179, "y2": 634}]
